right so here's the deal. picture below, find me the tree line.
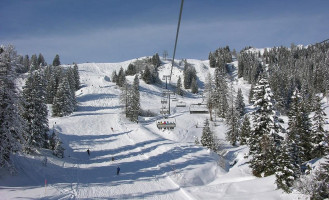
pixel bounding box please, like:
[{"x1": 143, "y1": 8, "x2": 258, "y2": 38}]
[
  {"x1": 0, "y1": 45, "x2": 80, "y2": 173},
  {"x1": 200, "y1": 43, "x2": 328, "y2": 199}
]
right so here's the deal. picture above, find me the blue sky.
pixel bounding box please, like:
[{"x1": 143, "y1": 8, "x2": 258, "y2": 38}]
[{"x1": 1, "y1": 0, "x2": 328, "y2": 64}]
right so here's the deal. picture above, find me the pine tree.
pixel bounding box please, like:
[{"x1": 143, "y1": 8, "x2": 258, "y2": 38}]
[
  {"x1": 288, "y1": 89, "x2": 312, "y2": 163},
  {"x1": 201, "y1": 119, "x2": 216, "y2": 151},
  {"x1": 125, "y1": 63, "x2": 137, "y2": 76},
  {"x1": 22, "y1": 71, "x2": 49, "y2": 151},
  {"x1": 191, "y1": 77, "x2": 198, "y2": 94},
  {"x1": 235, "y1": 88, "x2": 245, "y2": 116},
  {"x1": 73, "y1": 63, "x2": 80, "y2": 90},
  {"x1": 0, "y1": 45, "x2": 26, "y2": 171},
  {"x1": 275, "y1": 142, "x2": 298, "y2": 193},
  {"x1": 226, "y1": 85, "x2": 240, "y2": 146},
  {"x1": 120, "y1": 80, "x2": 131, "y2": 118},
  {"x1": 52, "y1": 54, "x2": 60, "y2": 66},
  {"x1": 23, "y1": 55, "x2": 29, "y2": 72},
  {"x1": 225, "y1": 103, "x2": 240, "y2": 146},
  {"x1": 249, "y1": 76, "x2": 282, "y2": 177},
  {"x1": 176, "y1": 76, "x2": 183, "y2": 96},
  {"x1": 311, "y1": 96, "x2": 327, "y2": 158},
  {"x1": 240, "y1": 115, "x2": 251, "y2": 145},
  {"x1": 50, "y1": 130, "x2": 64, "y2": 158},
  {"x1": 151, "y1": 53, "x2": 161, "y2": 68},
  {"x1": 295, "y1": 155, "x2": 329, "y2": 199},
  {"x1": 117, "y1": 67, "x2": 126, "y2": 87},
  {"x1": 37, "y1": 53, "x2": 46, "y2": 67},
  {"x1": 29, "y1": 54, "x2": 38, "y2": 72},
  {"x1": 205, "y1": 72, "x2": 213, "y2": 121},
  {"x1": 209, "y1": 52, "x2": 216, "y2": 68},
  {"x1": 52, "y1": 77, "x2": 74, "y2": 117},
  {"x1": 142, "y1": 66, "x2": 152, "y2": 84},
  {"x1": 212, "y1": 68, "x2": 228, "y2": 118},
  {"x1": 111, "y1": 70, "x2": 118, "y2": 83},
  {"x1": 129, "y1": 75, "x2": 140, "y2": 122}
]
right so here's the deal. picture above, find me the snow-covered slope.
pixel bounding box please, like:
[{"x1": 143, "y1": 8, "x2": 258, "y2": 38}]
[{"x1": 1, "y1": 57, "x2": 316, "y2": 199}]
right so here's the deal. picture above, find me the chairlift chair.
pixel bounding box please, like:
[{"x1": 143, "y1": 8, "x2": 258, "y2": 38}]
[
  {"x1": 156, "y1": 118, "x2": 176, "y2": 130},
  {"x1": 189, "y1": 103, "x2": 209, "y2": 114},
  {"x1": 161, "y1": 98, "x2": 168, "y2": 104},
  {"x1": 160, "y1": 108, "x2": 169, "y2": 115},
  {"x1": 176, "y1": 101, "x2": 186, "y2": 107}
]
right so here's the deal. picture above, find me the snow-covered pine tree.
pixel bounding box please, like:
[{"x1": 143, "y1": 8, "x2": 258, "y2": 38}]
[
  {"x1": 311, "y1": 96, "x2": 327, "y2": 158},
  {"x1": 50, "y1": 129, "x2": 64, "y2": 158},
  {"x1": 52, "y1": 77, "x2": 74, "y2": 117},
  {"x1": 0, "y1": 45, "x2": 26, "y2": 172},
  {"x1": 201, "y1": 119, "x2": 216, "y2": 151},
  {"x1": 22, "y1": 70, "x2": 49, "y2": 152},
  {"x1": 275, "y1": 141, "x2": 299, "y2": 193},
  {"x1": 212, "y1": 67, "x2": 229, "y2": 118},
  {"x1": 235, "y1": 88, "x2": 245, "y2": 116},
  {"x1": 125, "y1": 63, "x2": 137, "y2": 76},
  {"x1": 29, "y1": 54, "x2": 38, "y2": 72},
  {"x1": 205, "y1": 72, "x2": 213, "y2": 121},
  {"x1": 249, "y1": 76, "x2": 282, "y2": 177},
  {"x1": 23, "y1": 55, "x2": 29, "y2": 72},
  {"x1": 37, "y1": 53, "x2": 46, "y2": 67},
  {"x1": 248, "y1": 84, "x2": 255, "y2": 104},
  {"x1": 73, "y1": 63, "x2": 80, "y2": 90},
  {"x1": 129, "y1": 75, "x2": 140, "y2": 122},
  {"x1": 240, "y1": 114, "x2": 251, "y2": 145},
  {"x1": 183, "y1": 61, "x2": 197, "y2": 89},
  {"x1": 52, "y1": 54, "x2": 60, "y2": 66},
  {"x1": 46, "y1": 66, "x2": 62, "y2": 104},
  {"x1": 117, "y1": 67, "x2": 126, "y2": 87},
  {"x1": 225, "y1": 103, "x2": 240, "y2": 146},
  {"x1": 142, "y1": 65, "x2": 152, "y2": 84},
  {"x1": 288, "y1": 89, "x2": 313, "y2": 162},
  {"x1": 209, "y1": 52, "x2": 216, "y2": 68},
  {"x1": 151, "y1": 53, "x2": 161, "y2": 68},
  {"x1": 66, "y1": 68, "x2": 77, "y2": 110},
  {"x1": 225, "y1": 84, "x2": 240, "y2": 146},
  {"x1": 191, "y1": 77, "x2": 198, "y2": 94},
  {"x1": 120, "y1": 79, "x2": 131, "y2": 118},
  {"x1": 176, "y1": 76, "x2": 184, "y2": 96},
  {"x1": 111, "y1": 70, "x2": 118, "y2": 83},
  {"x1": 295, "y1": 155, "x2": 329, "y2": 199}
]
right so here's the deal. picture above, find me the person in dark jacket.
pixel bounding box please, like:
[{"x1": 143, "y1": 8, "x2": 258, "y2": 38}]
[
  {"x1": 117, "y1": 166, "x2": 120, "y2": 175},
  {"x1": 87, "y1": 149, "x2": 90, "y2": 156}
]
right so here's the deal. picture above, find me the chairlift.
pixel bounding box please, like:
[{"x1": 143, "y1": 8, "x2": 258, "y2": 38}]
[
  {"x1": 176, "y1": 101, "x2": 186, "y2": 107},
  {"x1": 189, "y1": 103, "x2": 209, "y2": 114},
  {"x1": 160, "y1": 108, "x2": 169, "y2": 115},
  {"x1": 156, "y1": 118, "x2": 176, "y2": 130},
  {"x1": 161, "y1": 98, "x2": 168, "y2": 104}
]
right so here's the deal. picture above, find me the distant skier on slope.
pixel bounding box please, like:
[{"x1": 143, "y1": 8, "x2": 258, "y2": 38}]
[
  {"x1": 87, "y1": 149, "x2": 90, "y2": 156},
  {"x1": 117, "y1": 166, "x2": 120, "y2": 175},
  {"x1": 111, "y1": 127, "x2": 114, "y2": 132}
]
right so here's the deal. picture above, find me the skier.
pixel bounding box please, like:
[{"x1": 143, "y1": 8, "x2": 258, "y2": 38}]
[
  {"x1": 87, "y1": 149, "x2": 90, "y2": 156},
  {"x1": 112, "y1": 157, "x2": 115, "y2": 161},
  {"x1": 111, "y1": 127, "x2": 114, "y2": 132},
  {"x1": 117, "y1": 166, "x2": 120, "y2": 175}
]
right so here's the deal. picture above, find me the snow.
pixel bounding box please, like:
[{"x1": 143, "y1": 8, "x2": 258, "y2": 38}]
[{"x1": 0, "y1": 56, "x2": 314, "y2": 199}]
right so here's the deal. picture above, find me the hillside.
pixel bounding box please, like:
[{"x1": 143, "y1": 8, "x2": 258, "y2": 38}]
[{"x1": 2, "y1": 56, "x2": 324, "y2": 199}]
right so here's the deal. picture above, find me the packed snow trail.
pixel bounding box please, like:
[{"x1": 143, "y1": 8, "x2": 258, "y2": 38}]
[{"x1": 44, "y1": 63, "x2": 196, "y2": 199}]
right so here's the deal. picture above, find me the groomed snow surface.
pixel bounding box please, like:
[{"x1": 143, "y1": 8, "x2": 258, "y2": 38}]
[{"x1": 0, "y1": 58, "x2": 316, "y2": 199}]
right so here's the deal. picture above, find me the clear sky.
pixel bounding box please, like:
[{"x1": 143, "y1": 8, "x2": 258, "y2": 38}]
[{"x1": 1, "y1": 0, "x2": 328, "y2": 64}]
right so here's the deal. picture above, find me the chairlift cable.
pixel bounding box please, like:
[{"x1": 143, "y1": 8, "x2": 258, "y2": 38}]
[{"x1": 170, "y1": 0, "x2": 184, "y2": 79}]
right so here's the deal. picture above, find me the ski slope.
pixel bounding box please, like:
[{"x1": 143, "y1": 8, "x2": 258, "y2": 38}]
[{"x1": 0, "y1": 58, "x2": 313, "y2": 199}]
